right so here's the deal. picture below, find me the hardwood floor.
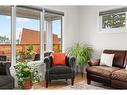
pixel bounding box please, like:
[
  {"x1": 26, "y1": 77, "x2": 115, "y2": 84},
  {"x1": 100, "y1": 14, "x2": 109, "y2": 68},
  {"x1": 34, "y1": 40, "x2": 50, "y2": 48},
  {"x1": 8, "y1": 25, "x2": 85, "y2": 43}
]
[{"x1": 33, "y1": 73, "x2": 86, "y2": 89}]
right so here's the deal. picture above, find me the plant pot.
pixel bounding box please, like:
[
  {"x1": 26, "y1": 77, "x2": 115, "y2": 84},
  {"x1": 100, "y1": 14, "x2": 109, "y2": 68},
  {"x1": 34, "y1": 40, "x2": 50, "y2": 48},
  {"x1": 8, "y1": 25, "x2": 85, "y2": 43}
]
[
  {"x1": 21, "y1": 77, "x2": 32, "y2": 89},
  {"x1": 24, "y1": 79, "x2": 32, "y2": 89},
  {"x1": 79, "y1": 64, "x2": 85, "y2": 77}
]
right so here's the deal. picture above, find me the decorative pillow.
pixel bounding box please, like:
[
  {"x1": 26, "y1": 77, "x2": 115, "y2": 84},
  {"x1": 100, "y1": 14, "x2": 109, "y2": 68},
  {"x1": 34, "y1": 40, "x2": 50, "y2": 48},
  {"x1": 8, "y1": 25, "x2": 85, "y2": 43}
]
[
  {"x1": 52, "y1": 53, "x2": 66, "y2": 65},
  {"x1": 125, "y1": 65, "x2": 127, "y2": 70},
  {"x1": 100, "y1": 53, "x2": 114, "y2": 67}
]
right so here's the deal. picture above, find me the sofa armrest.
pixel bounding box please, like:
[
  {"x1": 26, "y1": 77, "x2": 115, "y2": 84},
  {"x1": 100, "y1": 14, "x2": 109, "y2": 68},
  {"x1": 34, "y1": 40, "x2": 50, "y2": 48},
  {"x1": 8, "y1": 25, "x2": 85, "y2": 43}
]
[
  {"x1": 88, "y1": 59, "x2": 100, "y2": 66},
  {"x1": 44, "y1": 56, "x2": 52, "y2": 70},
  {"x1": 69, "y1": 56, "x2": 76, "y2": 70}
]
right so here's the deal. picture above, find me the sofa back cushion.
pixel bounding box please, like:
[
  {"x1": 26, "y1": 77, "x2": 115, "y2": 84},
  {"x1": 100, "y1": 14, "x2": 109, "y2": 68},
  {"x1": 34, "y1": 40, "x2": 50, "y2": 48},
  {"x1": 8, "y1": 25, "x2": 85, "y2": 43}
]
[
  {"x1": 0, "y1": 63, "x2": 6, "y2": 75},
  {"x1": 103, "y1": 50, "x2": 126, "y2": 68}
]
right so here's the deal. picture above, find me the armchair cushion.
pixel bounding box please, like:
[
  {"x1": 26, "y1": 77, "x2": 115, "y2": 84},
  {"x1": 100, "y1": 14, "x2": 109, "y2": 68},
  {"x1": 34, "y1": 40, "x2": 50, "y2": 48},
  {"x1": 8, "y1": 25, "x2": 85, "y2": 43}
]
[
  {"x1": 48, "y1": 65, "x2": 73, "y2": 74},
  {"x1": 52, "y1": 53, "x2": 66, "y2": 65},
  {"x1": 0, "y1": 76, "x2": 13, "y2": 86}
]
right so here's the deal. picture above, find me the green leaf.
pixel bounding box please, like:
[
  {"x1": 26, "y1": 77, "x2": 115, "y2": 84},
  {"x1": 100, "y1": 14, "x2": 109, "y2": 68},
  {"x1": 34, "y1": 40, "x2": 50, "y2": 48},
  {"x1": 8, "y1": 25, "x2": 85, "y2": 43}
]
[{"x1": 66, "y1": 42, "x2": 92, "y2": 66}]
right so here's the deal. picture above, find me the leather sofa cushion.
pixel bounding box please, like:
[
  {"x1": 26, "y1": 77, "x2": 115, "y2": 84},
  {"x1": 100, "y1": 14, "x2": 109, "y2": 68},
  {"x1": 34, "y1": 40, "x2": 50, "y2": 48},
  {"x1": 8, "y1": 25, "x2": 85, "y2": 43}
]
[
  {"x1": 0, "y1": 76, "x2": 12, "y2": 86},
  {"x1": 86, "y1": 65, "x2": 120, "y2": 78},
  {"x1": 111, "y1": 69, "x2": 127, "y2": 82},
  {"x1": 48, "y1": 65, "x2": 72, "y2": 74}
]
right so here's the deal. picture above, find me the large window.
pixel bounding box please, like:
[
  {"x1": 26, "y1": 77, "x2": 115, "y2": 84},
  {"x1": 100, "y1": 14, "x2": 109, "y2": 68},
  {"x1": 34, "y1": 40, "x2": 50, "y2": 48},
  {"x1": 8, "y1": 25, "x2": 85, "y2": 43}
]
[
  {"x1": 0, "y1": 6, "x2": 11, "y2": 61},
  {"x1": 0, "y1": 6, "x2": 63, "y2": 64}
]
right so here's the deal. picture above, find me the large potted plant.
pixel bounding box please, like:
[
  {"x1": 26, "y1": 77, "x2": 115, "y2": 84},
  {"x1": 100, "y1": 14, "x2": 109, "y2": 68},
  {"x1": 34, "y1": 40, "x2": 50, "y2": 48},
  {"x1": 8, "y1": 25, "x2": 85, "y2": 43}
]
[
  {"x1": 14, "y1": 61, "x2": 40, "y2": 89},
  {"x1": 14, "y1": 45, "x2": 40, "y2": 89},
  {"x1": 66, "y1": 42, "x2": 92, "y2": 76}
]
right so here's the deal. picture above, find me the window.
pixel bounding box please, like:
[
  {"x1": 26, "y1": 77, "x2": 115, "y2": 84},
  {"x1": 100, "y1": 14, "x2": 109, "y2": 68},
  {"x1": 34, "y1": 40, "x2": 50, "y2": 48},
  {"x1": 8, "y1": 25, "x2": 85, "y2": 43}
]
[
  {"x1": 99, "y1": 7, "x2": 127, "y2": 33},
  {"x1": 16, "y1": 7, "x2": 40, "y2": 62},
  {"x1": 0, "y1": 6, "x2": 11, "y2": 61},
  {"x1": 0, "y1": 6, "x2": 64, "y2": 64},
  {"x1": 44, "y1": 12, "x2": 62, "y2": 55},
  {"x1": 102, "y1": 13, "x2": 126, "y2": 29},
  {"x1": 52, "y1": 19, "x2": 62, "y2": 52}
]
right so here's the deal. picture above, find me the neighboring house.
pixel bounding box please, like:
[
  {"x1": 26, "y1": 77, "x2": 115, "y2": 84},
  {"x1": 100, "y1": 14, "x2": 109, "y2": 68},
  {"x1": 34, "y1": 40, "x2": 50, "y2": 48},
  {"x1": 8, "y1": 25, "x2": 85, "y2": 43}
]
[{"x1": 19, "y1": 28, "x2": 60, "y2": 45}]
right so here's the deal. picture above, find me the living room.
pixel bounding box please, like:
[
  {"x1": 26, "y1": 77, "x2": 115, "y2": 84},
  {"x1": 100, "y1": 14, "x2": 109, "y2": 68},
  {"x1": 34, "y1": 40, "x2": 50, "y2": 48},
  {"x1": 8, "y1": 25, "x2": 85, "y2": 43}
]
[{"x1": 0, "y1": 2, "x2": 127, "y2": 94}]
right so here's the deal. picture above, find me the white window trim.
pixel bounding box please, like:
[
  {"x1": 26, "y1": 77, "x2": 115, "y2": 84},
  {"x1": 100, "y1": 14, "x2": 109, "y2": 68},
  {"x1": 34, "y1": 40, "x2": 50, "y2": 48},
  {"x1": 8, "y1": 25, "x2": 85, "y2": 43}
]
[
  {"x1": 11, "y1": 6, "x2": 16, "y2": 67},
  {"x1": 40, "y1": 9, "x2": 45, "y2": 61}
]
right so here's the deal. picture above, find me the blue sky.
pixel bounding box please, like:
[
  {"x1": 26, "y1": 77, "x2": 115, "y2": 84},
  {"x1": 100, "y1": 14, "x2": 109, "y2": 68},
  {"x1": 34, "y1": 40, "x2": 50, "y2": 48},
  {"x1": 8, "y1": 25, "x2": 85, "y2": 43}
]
[{"x1": 0, "y1": 15, "x2": 61, "y2": 40}]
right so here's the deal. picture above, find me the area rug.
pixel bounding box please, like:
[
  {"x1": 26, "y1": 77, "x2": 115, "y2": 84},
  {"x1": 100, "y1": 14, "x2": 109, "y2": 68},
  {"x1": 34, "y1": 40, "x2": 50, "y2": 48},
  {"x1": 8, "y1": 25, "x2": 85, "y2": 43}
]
[{"x1": 61, "y1": 81, "x2": 112, "y2": 90}]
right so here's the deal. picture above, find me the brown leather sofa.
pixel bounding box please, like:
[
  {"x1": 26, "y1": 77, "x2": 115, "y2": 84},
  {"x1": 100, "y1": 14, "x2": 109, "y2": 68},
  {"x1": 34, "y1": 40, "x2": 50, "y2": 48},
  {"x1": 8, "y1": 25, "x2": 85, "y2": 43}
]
[{"x1": 86, "y1": 50, "x2": 127, "y2": 89}]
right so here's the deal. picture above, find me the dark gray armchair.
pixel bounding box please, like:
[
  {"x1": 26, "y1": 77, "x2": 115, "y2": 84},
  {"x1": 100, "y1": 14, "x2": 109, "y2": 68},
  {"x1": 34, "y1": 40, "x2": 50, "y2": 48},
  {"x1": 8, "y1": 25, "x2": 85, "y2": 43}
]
[
  {"x1": 0, "y1": 62, "x2": 15, "y2": 89},
  {"x1": 44, "y1": 56, "x2": 76, "y2": 88}
]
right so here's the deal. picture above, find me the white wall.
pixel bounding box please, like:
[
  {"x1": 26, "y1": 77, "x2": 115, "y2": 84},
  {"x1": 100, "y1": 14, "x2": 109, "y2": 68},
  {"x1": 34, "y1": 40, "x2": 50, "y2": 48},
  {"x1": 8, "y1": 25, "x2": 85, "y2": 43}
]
[
  {"x1": 44, "y1": 6, "x2": 127, "y2": 59},
  {"x1": 79, "y1": 6, "x2": 127, "y2": 58},
  {"x1": 44, "y1": 6, "x2": 80, "y2": 51}
]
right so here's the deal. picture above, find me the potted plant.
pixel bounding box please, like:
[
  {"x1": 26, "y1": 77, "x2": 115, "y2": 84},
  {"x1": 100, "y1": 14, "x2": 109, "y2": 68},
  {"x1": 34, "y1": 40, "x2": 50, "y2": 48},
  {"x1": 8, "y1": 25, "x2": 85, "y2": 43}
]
[
  {"x1": 66, "y1": 42, "x2": 92, "y2": 76},
  {"x1": 14, "y1": 45, "x2": 40, "y2": 89},
  {"x1": 14, "y1": 61, "x2": 40, "y2": 89}
]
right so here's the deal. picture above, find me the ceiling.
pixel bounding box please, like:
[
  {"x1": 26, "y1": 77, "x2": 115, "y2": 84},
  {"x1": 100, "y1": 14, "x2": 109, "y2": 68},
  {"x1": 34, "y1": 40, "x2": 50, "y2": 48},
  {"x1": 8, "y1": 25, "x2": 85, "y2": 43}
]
[{"x1": 0, "y1": 6, "x2": 61, "y2": 21}]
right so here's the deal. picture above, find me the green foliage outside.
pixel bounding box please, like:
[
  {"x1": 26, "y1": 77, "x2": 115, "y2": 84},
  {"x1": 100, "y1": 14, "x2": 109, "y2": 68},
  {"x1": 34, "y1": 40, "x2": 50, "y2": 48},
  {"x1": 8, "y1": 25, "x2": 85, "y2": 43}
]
[{"x1": 102, "y1": 13, "x2": 126, "y2": 29}]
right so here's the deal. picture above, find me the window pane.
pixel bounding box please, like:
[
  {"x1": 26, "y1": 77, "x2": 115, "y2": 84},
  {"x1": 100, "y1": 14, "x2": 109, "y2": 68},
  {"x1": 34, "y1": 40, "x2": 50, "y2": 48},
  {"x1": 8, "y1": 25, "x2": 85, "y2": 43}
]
[
  {"x1": 102, "y1": 13, "x2": 126, "y2": 29},
  {"x1": 16, "y1": 7, "x2": 40, "y2": 62},
  {"x1": 0, "y1": 6, "x2": 11, "y2": 61},
  {"x1": 44, "y1": 13, "x2": 62, "y2": 56},
  {"x1": 52, "y1": 19, "x2": 62, "y2": 52}
]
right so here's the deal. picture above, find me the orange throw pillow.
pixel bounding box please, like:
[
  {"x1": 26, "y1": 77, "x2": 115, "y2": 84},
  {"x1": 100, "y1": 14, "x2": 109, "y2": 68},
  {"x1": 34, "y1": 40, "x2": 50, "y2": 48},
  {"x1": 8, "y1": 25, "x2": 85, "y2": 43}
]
[{"x1": 52, "y1": 53, "x2": 66, "y2": 65}]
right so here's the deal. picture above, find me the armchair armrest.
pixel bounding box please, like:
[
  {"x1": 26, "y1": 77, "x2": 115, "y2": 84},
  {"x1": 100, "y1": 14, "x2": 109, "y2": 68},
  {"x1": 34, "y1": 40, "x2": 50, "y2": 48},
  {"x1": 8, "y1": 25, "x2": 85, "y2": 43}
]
[
  {"x1": 0, "y1": 62, "x2": 11, "y2": 75},
  {"x1": 69, "y1": 56, "x2": 76, "y2": 70},
  {"x1": 0, "y1": 62, "x2": 15, "y2": 88},
  {"x1": 5, "y1": 63, "x2": 11, "y2": 75},
  {"x1": 88, "y1": 59, "x2": 100, "y2": 66},
  {"x1": 44, "y1": 56, "x2": 52, "y2": 70}
]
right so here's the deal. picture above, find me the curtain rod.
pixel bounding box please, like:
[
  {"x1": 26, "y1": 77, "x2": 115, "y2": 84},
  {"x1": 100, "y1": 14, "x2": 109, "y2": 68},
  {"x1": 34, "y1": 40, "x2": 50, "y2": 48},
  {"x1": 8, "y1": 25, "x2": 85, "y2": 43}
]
[
  {"x1": 99, "y1": 7, "x2": 127, "y2": 16},
  {"x1": 16, "y1": 5, "x2": 64, "y2": 16}
]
